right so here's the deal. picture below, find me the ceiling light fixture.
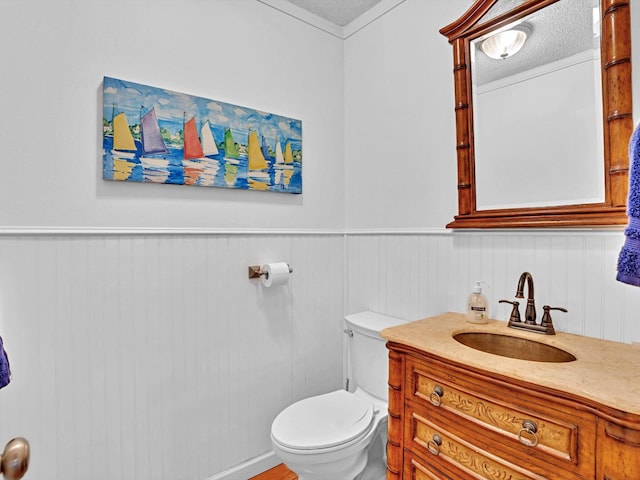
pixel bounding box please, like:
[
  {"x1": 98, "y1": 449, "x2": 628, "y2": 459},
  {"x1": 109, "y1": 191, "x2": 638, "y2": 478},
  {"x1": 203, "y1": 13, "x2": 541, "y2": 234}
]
[{"x1": 481, "y1": 25, "x2": 530, "y2": 60}]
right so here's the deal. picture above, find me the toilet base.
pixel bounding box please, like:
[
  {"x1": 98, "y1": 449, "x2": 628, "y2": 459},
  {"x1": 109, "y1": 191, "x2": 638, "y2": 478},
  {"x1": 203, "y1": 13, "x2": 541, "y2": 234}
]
[
  {"x1": 272, "y1": 386, "x2": 391, "y2": 480},
  {"x1": 355, "y1": 422, "x2": 387, "y2": 480},
  {"x1": 354, "y1": 457, "x2": 386, "y2": 480},
  {"x1": 284, "y1": 421, "x2": 387, "y2": 480},
  {"x1": 289, "y1": 447, "x2": 368, "y2": 480}
]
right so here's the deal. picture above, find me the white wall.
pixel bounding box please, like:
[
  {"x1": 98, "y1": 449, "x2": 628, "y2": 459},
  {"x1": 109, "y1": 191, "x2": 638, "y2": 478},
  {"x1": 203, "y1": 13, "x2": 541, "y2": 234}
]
[
  {"x1": 344, "y1": 0, "x2": 464, "y2": 229},
  {"x1": 0, "y1": 0, "x2": 345, "y2": 230},
  {"x1": 0, "y1": 1, "x2": 346, "y2": 479},
  {"x1": 344, "y1": 0, "x2": 640, "y2": 229}
]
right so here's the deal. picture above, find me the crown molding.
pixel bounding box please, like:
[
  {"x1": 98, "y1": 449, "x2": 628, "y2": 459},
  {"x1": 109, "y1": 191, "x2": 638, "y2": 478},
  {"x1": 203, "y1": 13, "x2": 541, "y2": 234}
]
[
  {"x1": 343, "y1": 0, "x2": 406, "y2": 39},
  {"x1": 257, "y1": 0, "x2": 406, "y2": 39},
  {"x1": 257, "y1": 0, "x2": 344, "y2": 38}
]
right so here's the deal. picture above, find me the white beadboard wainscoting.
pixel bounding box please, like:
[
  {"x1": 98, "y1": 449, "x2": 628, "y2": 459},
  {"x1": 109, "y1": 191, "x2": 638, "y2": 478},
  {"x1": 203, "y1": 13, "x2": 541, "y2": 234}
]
[
  {"x1": 0, "y1": 232, "x2": 345, "y2": 480},
  {"x1": 346, "y1": 230, "x2": 640, "y2": 344},
  {"x1": 0, "y1": 229, "x2": 639, "y2": 480}
]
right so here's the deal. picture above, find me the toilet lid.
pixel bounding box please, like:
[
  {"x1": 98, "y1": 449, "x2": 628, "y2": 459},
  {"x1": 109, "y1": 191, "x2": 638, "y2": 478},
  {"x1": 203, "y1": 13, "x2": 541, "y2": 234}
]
[{"x1": 272, "y1": 390, "x2": 374, "y2": 450}]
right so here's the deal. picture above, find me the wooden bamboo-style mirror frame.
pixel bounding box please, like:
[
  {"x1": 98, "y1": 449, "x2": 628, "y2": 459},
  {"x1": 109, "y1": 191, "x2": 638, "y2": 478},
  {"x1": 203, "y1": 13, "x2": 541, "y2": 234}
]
[{"x1": 440, "y1": 0, "x2": 633, "y2": 228}]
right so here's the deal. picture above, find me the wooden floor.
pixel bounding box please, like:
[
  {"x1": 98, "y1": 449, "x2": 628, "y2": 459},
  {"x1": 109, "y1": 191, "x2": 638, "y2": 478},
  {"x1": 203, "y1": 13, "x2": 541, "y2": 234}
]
[{"x1": 250, "y1": 463, "x2": 297, "y2": 480}]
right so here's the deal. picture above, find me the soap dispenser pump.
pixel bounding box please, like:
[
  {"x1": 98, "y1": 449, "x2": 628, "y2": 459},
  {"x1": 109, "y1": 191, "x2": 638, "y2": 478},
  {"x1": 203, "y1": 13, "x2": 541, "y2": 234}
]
[{"x1": 467, "y1": 281, "x2": 489, "y2": 324}]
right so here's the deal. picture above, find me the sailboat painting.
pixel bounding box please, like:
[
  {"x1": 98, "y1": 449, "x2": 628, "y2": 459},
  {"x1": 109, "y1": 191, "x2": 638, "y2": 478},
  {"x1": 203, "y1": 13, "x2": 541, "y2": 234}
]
[{"x1": 102, "y1": 76, "x2": 302, "y2": 193}]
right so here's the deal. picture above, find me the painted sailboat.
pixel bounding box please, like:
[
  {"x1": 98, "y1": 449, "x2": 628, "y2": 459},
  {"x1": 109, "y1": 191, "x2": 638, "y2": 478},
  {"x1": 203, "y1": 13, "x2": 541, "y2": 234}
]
[
  {"x1": 183, "y1": 116, "x2": 204, "y2": 160},
  {"x1": 223, "y1": 128, "x2": 241, "y2": 165},
  {"x1": 182, "y1": 115, "x2": 223, "y2": 186},
  {"x1": 275, "y1": 140, "x2": 285, "y2": 165},
  {"x1": 281, "y1": 142, "x2": 295, "y2": 186},
  {"x1": 201, "y1": 121, "x2": 219, "y2": 157},
  {"x1": 274, "y1": 139, "x2": 294, "y2": 167},
  {"x1": 273, "y1": 138, "x2": 295, "y2": 187},
  {"x1": 248, "y1": 131, "x2": 268, "y2": 171},
  {"x1": 197, "y1": 120, "x2": 221, "y2": 186},
  {"x1": 284, "y1": 142, "x2": 294, "y2": 165},
  {"x1": 182, "y1": 115, "x2": 206, "y2": 185},
  {"x1": 247, "y1": 130, "x2": 270, "y2": 190},
  {"x1": 139, "y1": 106, "x2": 170, "y2": 183},
  {"x1": 141, "y1": 107, "x2": 169, "y2": 156},
  {"x1": 110, "y1": 108, "x2": 137, "y2": 159},
  {"x1": 261, "y1": 135, "x2": 270, "y2": 160},
  {"x1": 109, "y1": 106, "x2": 138, "y2": 180},
  {"x1": 221, "y1": 128, "x2": 242, "y2": 189}
]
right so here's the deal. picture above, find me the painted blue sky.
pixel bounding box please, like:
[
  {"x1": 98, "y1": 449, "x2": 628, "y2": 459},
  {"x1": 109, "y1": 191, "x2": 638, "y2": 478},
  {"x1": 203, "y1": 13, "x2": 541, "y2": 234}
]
[{"x1": 103, "y1": 76, "x2": 302, "y2": 150}]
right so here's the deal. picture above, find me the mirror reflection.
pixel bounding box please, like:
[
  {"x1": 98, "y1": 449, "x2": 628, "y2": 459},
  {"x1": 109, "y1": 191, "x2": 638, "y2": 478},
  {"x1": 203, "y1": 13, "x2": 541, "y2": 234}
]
[
  {"x1": 471, "y1": 0, "x2": 603, "y2": 210},
  {"x1": 440, "y1": 0, "x2": 632, "y2": 228}
]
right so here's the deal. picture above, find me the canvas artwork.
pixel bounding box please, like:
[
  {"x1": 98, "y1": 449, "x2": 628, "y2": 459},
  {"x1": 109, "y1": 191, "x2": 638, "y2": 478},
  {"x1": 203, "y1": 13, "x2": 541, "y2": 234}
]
[{"x1": 102, "y1": 77, "x2": 302, "y2": 193}]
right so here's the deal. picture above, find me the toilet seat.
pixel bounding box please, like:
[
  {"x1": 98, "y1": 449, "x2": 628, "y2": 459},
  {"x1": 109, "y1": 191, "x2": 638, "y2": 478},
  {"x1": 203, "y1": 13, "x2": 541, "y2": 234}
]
[{"x1": 271, "y1": 390, "x2": 374, "y2": 450}]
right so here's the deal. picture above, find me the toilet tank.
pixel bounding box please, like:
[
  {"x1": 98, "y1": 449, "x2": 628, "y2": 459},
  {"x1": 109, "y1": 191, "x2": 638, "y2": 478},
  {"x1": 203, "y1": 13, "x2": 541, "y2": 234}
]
[{"x1": 345, "y1": 311, "x2": 407, "y2": 402}]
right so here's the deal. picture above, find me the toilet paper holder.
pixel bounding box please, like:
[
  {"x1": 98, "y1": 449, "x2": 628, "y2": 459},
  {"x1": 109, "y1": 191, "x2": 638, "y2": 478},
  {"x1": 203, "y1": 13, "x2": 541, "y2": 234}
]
[{"x1": 248, "y1": 264, "x2": 293, "y2": 279}]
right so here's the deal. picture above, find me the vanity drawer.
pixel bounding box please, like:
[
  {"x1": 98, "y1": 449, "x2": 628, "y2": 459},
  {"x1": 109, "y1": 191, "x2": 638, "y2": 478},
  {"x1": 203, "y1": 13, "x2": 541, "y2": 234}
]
[
  {"x1": 405, "y1": 355, "x2": 596, "y2": 478},
  {"x1": 405, "y1": 410, "x2": 548, "y2": 480},
  {"x1": 404, "y1": 448, "x2": 466, "y2": 480},
  {"x1": 402, "y1": 450, "x2": 458, "y2": 480}
]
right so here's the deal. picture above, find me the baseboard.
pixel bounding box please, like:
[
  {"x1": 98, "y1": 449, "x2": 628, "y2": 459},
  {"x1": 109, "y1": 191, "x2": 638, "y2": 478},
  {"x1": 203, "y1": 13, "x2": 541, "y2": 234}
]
[{"x1": 206, "y1": 452, "x2": 280, "y2": 480}]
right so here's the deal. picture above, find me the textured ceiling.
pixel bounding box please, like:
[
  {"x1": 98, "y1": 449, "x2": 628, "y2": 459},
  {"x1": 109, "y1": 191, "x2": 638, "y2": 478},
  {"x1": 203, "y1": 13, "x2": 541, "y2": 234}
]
[
  {"x1": 283, "y1": 0, "x2": 384, "y2": 26},
  {"x1": 281, "y1": 0, "x2": 597, "y2": 83}
]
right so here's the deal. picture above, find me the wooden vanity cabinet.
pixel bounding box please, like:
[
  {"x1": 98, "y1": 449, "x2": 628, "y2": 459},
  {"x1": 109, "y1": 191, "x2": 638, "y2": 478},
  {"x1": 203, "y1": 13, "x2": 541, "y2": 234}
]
[
  {"x1": 596, "y1": 418, "x2": 640, "y2": 479},
  {"x1": 387, "y1": 346, "x2": 640, "y2": 480}
]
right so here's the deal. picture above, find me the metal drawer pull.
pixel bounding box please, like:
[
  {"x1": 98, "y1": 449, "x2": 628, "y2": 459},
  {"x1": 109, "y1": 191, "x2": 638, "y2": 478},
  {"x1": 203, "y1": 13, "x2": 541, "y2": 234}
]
[
  {"x1": 429, "y1": 385, "x2": 444, "y2": 406},
  {"x1": 427, "y1": 434, "x2": 442, "y2": 455},
  {"x1": 518, "y1": 420, "x2": 539, "y2": 447}
]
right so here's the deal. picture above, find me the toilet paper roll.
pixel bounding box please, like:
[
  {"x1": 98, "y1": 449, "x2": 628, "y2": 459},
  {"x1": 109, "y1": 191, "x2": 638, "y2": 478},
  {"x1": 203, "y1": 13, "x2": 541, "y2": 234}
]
[{"x1": 261, "y1": 262, "x2": 291, "y2": 287}]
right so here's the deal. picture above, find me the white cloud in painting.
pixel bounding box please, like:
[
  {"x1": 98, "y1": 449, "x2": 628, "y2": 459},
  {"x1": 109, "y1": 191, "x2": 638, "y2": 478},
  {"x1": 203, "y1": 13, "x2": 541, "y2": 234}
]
[
  {"x1": 207, "y1": 102, "x2": 223, "y2": 112},
  {"x1": 278, "y1": 120, "x2": 299, "y2": 140},
  {"x1": 161, "y1": 91, "x2": 199, "y2": 120}
]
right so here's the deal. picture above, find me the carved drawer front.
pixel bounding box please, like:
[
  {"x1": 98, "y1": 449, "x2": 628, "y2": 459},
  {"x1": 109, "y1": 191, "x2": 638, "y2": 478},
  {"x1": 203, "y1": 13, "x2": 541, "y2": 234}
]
[
  {"x1": 404, "y1": 449, "x2": 460, "y2": 480},
  {"x1": 407, "y1": 411, "x2": 548, "y2": 480},
  {"x1": 407, "y1": 358, "x2": 579, "y2": 464}
]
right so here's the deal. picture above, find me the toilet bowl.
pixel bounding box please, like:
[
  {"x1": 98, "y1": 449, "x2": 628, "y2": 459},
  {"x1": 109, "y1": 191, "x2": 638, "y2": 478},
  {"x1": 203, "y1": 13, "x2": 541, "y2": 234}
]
[
  {"x1": 271, "y1": 388, "x2": 385, "y2": 480},
  {"x1": 270, "y1": 311, "x2": 406, "y2": 480}
]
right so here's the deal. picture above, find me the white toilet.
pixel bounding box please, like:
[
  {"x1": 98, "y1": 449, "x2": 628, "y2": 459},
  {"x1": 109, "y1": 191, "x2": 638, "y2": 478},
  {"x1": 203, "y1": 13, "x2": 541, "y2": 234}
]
[{"x1": 270, "y1": 311, "x2": 406, "y2": 480}]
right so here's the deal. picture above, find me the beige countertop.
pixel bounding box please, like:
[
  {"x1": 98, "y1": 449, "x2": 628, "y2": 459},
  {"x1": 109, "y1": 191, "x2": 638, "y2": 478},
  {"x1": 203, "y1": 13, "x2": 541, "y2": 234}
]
[{"x1": 381, "y1": 312, "x2": 640, "y2": 416}]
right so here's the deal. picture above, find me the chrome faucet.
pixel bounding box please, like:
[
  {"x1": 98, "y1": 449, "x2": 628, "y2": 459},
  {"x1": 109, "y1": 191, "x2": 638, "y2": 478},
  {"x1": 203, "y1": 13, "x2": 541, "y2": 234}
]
[{"x1": 499, "y1": 272, "x2": 566, "y2": 335}]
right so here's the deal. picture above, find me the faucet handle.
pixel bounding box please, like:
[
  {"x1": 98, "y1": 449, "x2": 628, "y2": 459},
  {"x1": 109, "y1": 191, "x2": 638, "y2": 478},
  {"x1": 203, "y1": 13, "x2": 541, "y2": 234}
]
[
  {"x1": 540, "y1": 305, "x2": 567, "y2": 335},
  {"x1": 499, "y1": 299, "x2": 521, "y2": 324}
]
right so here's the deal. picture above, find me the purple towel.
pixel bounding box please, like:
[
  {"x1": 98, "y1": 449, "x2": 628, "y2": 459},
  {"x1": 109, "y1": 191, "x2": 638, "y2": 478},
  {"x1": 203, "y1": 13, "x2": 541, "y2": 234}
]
[
  {"x1": 617, "y1": 122, "x2": 640, "y2": 286},
  {"x1": 0, "y1": 335, "x2": 10, "y2": 389}
]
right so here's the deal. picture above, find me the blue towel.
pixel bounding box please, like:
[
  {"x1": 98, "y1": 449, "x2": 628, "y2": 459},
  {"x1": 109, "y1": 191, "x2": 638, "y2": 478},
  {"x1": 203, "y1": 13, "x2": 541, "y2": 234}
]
[
  {"x1": 0, "y1": 334, "x2": 10, "y2": 389},
  {"x1": 617, "y1": 122, "x2": 640, "y2": 286}
]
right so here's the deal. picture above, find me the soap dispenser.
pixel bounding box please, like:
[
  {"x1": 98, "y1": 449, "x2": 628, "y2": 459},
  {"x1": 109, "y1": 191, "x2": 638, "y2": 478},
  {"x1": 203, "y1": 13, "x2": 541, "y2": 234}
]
[{"x1": 467, "y1": 281, "x2": 489, "y2": 324}]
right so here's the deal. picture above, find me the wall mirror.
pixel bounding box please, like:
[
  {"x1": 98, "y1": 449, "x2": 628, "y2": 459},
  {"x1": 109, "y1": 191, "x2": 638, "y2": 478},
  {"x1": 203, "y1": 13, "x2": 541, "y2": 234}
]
[{"x1": 440, "y1": 0, "x2": 633, "y2": 228}]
